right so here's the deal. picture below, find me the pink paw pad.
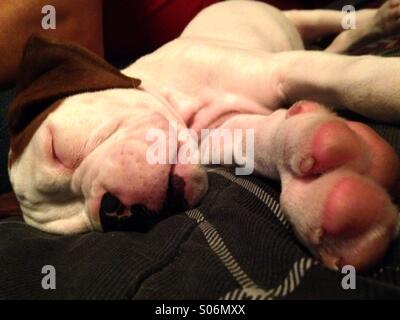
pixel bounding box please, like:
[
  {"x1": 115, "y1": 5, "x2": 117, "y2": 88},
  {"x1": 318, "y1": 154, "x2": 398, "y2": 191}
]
[
  {"x1": 323, "y1": 177, "x2": 388, "y2": 237},
  {"x1": 319, "y1": 176, "x2": 398, "y2": 270},
  {"x1": 308, "y1": 120, "x2": 366, "y2": 175},
  {"x1": 346, "y1": 121, "x2": 400, "y2": 189}
]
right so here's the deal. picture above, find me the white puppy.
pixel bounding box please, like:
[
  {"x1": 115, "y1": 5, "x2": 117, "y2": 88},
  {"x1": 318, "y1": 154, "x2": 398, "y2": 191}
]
[{"x1": 5, "y1": 0, "x2": 400, "y2": 271}]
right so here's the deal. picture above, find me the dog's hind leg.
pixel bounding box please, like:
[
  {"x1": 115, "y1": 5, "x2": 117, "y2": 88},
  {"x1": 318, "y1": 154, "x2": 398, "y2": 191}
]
[
  {"x1": 284, "y1": 9, "x2": 349, "y2": 41},
  {"x1": 285, "y1": 1, "x2": 400, "y2": 53},
  {"x1": 325, "y1": 0, "x2": 400, "y2": 53}
]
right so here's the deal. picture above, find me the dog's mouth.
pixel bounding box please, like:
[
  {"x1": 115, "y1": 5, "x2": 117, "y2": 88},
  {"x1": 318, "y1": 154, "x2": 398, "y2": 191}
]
[
  {"x1": 99, "y1": 166, "x2": 188, "y2": 232},
  {"x1": 165, "y1": 169, "x2": 188, "y2": 211}
]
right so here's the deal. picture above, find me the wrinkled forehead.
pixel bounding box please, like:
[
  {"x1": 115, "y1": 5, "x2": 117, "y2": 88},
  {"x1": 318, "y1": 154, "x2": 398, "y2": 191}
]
[{"x1": 54, "y1": 89, "x2": 164, "y2": 121}]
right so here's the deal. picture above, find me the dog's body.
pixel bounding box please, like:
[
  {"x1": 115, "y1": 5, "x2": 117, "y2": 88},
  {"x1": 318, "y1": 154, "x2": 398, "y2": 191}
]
[{"x1": 6, "y1": 1, "x2": 400, "y2": 270}]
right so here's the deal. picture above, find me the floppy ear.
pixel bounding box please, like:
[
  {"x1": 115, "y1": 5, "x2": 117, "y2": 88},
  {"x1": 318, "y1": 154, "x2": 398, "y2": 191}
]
[{"x1": 7, "y1": 34, "x2": 141, "y2": 135}]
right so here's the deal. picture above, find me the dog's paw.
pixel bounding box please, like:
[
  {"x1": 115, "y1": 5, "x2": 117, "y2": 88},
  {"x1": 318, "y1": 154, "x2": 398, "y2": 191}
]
[
  {"x1": 275, "y1": 101, "x2": 400, "y2": 271},
  {"x1": 374, "y1": 0, "x2": 400, "y2": 34},
  {"x1": 276, "y1": 101, "x2": 399, "y2": 187},
  {"x1": 281, "y1": 169, "x2": 398, "y2": 271},
  {"x1": 276, "y1": 101, "x2": 368, "y2": 177}
]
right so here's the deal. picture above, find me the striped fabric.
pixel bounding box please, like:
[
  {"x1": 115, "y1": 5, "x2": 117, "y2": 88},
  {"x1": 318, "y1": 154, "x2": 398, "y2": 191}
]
[{"x1": 1, "y1": 165, "x2": 400, "y2": 299}]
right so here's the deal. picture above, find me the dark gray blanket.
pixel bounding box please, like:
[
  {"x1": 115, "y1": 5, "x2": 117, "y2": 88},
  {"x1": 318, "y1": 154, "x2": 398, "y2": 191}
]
[{"x1": 1, "y1": 165, "x2": 400, "y2": 299}]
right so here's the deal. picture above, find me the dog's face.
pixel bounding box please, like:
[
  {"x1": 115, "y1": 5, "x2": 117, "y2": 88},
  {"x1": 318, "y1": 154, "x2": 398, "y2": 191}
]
[{"x1": 7, "y1": 35, "x2": 208, "y2": 234}]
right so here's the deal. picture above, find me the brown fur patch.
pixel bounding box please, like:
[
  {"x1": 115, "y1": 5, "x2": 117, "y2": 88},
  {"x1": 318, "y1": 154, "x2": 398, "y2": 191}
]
[{"x1": 7, "y1": 34, "x2": 141, "y2": 135}]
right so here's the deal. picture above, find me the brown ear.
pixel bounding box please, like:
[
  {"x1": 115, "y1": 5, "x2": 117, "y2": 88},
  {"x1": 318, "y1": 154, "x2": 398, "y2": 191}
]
[{"x1": 7, "y1": 34, "x2": 141, "y2": 135}]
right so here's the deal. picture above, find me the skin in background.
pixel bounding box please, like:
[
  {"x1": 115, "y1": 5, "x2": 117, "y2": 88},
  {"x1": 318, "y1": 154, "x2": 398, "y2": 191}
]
[{"x1": 0, "y1": 0, "x2": 104, "y2": 88}]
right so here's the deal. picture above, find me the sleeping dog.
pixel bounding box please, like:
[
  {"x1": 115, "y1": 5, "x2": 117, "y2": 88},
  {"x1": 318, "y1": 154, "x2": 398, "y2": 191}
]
[{"x1": 5, "y1": 0, "x2": 400, "y2": 271}]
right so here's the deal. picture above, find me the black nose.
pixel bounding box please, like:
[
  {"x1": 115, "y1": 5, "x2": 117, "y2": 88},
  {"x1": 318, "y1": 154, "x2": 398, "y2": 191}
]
[
  {"x1": 99, "y1": 192, "x2": 156, "y2": 232},
  {"x1": 101, "y1": 192, "x2": 122, "y2": 214}
]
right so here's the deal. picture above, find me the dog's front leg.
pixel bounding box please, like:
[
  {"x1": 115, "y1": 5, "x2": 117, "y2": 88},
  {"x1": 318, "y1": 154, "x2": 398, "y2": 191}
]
[
  {"x1": 200, "y1": 109, "x2": 286, "y2": 179},
  {"x1": 274, "y1": 50, "x2": 400, "y2": 123},
  {"x1": 209, "y1": 101, "x2": 399, "y2": 271}
]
